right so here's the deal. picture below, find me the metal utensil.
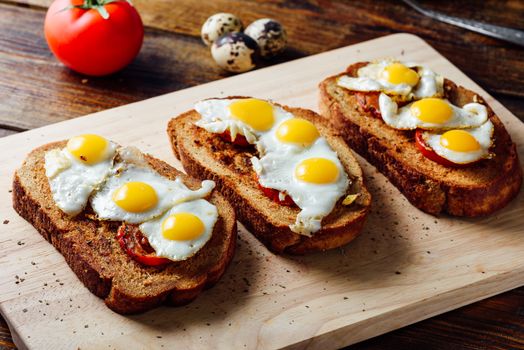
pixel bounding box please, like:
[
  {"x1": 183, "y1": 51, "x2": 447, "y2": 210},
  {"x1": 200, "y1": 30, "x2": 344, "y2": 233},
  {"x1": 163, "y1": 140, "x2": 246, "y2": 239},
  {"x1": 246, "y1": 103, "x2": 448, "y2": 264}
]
[{"x1": 402, "y1": 0, "x2": 524, "y2": 47}]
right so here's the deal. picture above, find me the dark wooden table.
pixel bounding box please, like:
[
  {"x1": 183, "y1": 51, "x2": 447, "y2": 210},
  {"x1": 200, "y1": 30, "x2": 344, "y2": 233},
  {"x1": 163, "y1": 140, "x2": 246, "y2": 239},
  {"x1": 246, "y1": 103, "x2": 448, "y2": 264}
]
[{"x1": 1, "y1": 0, "x2": 523, "y2": 348}]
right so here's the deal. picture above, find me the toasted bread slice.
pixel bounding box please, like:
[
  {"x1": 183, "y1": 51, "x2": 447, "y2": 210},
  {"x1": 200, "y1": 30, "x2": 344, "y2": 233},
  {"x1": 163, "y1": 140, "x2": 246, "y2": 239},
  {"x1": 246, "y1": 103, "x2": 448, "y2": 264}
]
[
  {"x1": 319, "y1": 62, "x2": 522, "y2": 216},
  {"x1": 167, "y1": 98, "x2": 371, "y2": 254},
  {"x1": 12, "y1": 141, "x2": 236, "y2": 314}
]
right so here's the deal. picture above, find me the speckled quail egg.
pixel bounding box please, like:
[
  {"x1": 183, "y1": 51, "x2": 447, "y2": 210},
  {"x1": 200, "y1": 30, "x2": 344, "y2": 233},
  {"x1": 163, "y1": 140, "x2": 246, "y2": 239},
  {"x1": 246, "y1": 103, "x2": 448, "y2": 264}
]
[
  {"x1": 211, "y1": 32, "x2": 258, "y2": 73},
  {"x1": 244, "y1": 18, "x2": 287, "y2": 58},
  {"x1": 201, "y1": 13, "x2": 243, "y2": 47}
]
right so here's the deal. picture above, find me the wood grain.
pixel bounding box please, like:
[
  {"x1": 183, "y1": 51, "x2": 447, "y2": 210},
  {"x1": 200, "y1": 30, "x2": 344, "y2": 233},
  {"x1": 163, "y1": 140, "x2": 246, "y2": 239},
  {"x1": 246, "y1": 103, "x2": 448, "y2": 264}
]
[
  {"x1": 354, "y1": 288, "x2": 524, "y2": 350},
  {"x1": 1, "y1": 1, "x2": 523, "y2": 131},
  {"x1": 0, "y1": 3, "x2": 222, "y2": 130},
  {"x1": 0, "y1": 34, "x2": 522, "y2": 350},
  {"x1": 1, "y1": 0, "x2": 523, "y2": 348}
]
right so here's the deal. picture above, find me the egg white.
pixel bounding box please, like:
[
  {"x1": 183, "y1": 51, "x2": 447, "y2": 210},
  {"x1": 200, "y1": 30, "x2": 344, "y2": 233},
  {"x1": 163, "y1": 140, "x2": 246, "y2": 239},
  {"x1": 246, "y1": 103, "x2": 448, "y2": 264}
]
[
  {"x1": 44, "y1": 142, "x2": 117, "y2": 216},
  {"x1": 139, "y1": 199, "x2": 218, "y2": 261},
  {"x1": 90, "y1": 164, "x2": 215, "y2": 224},
  {"x1": 424, "y1": 120, "x2": 494, "y2": 164},
  {"x1": 252, "y1": 138, "x2": 350, "y2": 236},
  {"x1": 379, "y1": 93, "x2": 488, "y2": 130},
  {"x1": 336, "y1": 60, "x2": 442, "y2": 99},
  {"x1": 412, "y1": 66, "x2": 441, "y2": 99}
]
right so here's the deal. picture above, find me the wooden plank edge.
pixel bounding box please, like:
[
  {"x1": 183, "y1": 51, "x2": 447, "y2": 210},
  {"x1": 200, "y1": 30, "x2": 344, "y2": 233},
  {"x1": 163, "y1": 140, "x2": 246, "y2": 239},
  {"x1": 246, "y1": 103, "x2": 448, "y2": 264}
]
[
  {"x1": 282, "y1": 268, "x2": 524, "y2": 349},
  {"x1": 0, "y1": 310, "x2": 27, "y2": 350}
]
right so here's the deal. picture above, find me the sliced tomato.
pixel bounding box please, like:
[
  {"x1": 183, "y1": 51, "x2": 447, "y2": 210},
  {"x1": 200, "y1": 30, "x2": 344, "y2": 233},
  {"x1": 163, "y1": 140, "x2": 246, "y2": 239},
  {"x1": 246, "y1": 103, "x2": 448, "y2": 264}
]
[
  {"x1": 354, "y1": 91, "x2": 381, "y2": 118},
  {"x1": 259, "y1": 185, "x2": 297, "y2": 206},
  {"x1": 415, "y1": 130, "x2": 468, "y2": 168},
  {"x1": 117, "y1": 223, "x2": 171, "y2": 266},
  {"x1": 252, "y1": 174, "x2": 296, "y2": 206},
  {"x1": 219, "y1": 130, "x2": 250, "y2": 146}
]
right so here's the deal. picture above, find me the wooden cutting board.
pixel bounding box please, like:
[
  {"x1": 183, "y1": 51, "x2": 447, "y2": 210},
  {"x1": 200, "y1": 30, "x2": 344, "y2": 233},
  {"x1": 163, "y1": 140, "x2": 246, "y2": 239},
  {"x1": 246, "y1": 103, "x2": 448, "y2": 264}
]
[{"x1": 0, "y1": 33, "x2": 522, "y2": 350}]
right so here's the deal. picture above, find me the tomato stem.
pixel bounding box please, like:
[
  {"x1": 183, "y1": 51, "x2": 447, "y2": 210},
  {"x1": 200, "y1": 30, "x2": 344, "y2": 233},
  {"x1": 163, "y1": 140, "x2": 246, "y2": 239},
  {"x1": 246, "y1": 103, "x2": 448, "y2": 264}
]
[
  {"x1": 84, "y1": 0, "x2": 108, "y2": 6},
  {"x1": 62, "y1": 0, "x2": 133, "y2": 20}
]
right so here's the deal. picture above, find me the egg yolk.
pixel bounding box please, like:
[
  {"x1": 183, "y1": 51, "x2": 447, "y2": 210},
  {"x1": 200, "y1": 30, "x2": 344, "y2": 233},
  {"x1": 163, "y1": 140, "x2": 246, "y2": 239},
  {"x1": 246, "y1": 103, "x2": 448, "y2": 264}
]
[
  {"x1": 411, "y1": 98, "x2": 453, "y2": 124},
  {"x1": 276, "y1": 118, "x2": 320, "y2": 146},
  {"x1": 383, "y1": 63, "x2": 419, "y2": 86},
  {"x1": 229, "y1": 98, "x2": 275, "y2": 131},
  {"x1": 295, "y1": 158, "x2": 339, "y2": 184},
  {"x1": 440, "y1": 130, "x2": 481, "y2": 152},
  {"x1": 112, "y1": 182, "x2": 158, "y2": 213},
  {"x1": 66, "y1": 134, "x2": 108, "y2": 165},
  {"x1": 162, "y1": 213, "x2": 205, "y2": 241}
]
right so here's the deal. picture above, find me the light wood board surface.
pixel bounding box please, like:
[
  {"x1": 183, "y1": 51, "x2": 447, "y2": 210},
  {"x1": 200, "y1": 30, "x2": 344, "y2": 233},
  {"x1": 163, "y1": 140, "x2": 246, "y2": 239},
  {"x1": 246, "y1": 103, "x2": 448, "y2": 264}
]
[{"x1": 0, "y1": 34, "x2": 522, "y2": 350}]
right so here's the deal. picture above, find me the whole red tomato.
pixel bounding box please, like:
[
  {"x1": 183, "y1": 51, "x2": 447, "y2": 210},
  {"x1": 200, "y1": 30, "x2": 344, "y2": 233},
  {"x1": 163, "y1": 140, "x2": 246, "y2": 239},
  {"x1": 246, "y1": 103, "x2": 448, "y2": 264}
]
[{"x1": 44, "y1": 0, "x2": 144, "y2": 76}]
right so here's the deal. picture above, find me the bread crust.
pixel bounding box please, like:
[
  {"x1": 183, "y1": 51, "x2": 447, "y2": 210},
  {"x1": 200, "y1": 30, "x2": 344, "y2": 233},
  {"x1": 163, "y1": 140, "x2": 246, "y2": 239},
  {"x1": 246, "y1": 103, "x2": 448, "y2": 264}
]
[
  {"x1": 12, "y1": 142, "x2": 237, "y2": 314},
  {"x1": 167, "y1": 99, "x2": 371, "y2": 254},
  {"x1": 318, "y1": 63, "x2": 522, "y2": 216}
]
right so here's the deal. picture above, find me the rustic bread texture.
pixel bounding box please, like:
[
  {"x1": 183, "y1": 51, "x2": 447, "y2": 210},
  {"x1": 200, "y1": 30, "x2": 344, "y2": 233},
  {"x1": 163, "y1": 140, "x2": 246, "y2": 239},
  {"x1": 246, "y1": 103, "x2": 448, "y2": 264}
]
[
  {"x1": 167, "y1": 99, "x2": 371, "y2": 254},
  {"x1": 318, "y1": 63, "x2": 522, "y2": 216},
  {"x1": 12, "y1": 141, "x2": 237, "y2": 314}
]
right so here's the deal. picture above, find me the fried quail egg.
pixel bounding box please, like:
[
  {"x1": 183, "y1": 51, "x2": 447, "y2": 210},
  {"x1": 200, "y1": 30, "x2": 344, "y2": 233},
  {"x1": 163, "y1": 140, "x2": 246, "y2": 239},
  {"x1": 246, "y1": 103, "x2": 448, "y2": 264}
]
[
  {"x1": 90, "y1": 164, "x2": 215, "y2": 224},
  {"x1": 201, "y1": 13, "x2": 243, "y2": 47},
  {"x1": 251, "y1": 138, "x2": 350, "y2": 236},
  {"x1": 194, "y1": 98, "x2": 292, "y2": 145},
  {"x1": 337, "y1": 60, "x2": 443, "y2": 99},
  {"x1": 139, "y1": 199, "x2": 218, "y2": 261},
  {"x1": 196, "y1": 98, "x2": 322, "y2": 155},
  {"x1": 422, "y1": 120, "x2": 494, "y2": 164},
  {"x1": 379, "y1": 94, "x2": 488, "y2": 130},
  {"x1": 211, "y1": 32, "x2": 258, "y2": 73},
  {"x1": 195, "y1": 97, "x2": 350, "y2": 236},
  {"x1": 244, "y1": 18, "x2": 287, "y2": 58},
  {"x1": 256, "y1": 116, "x2": 322, "y2": 155},
  {"x1": 44, "y1": 134, "x2": 116, "y2": 216}
]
